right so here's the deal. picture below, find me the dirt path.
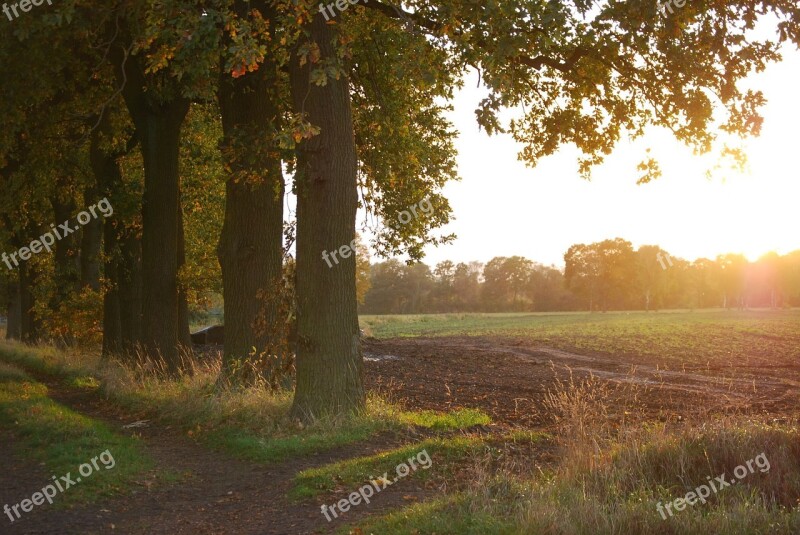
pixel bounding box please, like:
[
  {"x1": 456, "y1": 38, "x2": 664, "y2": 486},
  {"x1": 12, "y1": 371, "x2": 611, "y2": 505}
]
[{"x1": 0, "y1": 370, "x2": 433, "y2": 535}]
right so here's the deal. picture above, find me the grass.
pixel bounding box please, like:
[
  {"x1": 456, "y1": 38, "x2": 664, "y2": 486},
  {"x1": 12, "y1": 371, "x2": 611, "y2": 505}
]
[
  {"x1": 397, "y1": 408, "x2": 490, "y2": 430},
  {"x1": 296, "y1": 430, "x2": 552, "y2": 500},
  {"x1": 0, "y1": 362, "x2": 155, "y2": 506},
  {"x1": 350, "y1": 495, "x2": 515, "y2": 535},
  {"x1": 0, "y1": 340, "x2": 491, "y2": 466},
  {"x1": 355, "y1": 419, "x2": 800, "y2": 534},
  {"x1": 207, "y1": 406, "x2": 490, "y2": 465},
  {"x1": 293, "y1": 436, "x2": 486, "y2": 499},
  {"x1": 351, "y1": 371, "x2": 800, "y2": 535},
  {"x1": 361, "y1": 309, "x2": 800, "y2": 370}
]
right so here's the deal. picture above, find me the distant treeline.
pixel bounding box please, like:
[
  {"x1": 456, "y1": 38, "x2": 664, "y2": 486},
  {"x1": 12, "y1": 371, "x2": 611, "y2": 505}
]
[{"x1": 359, "y1": 238, "x2": 800, "y2": 314}]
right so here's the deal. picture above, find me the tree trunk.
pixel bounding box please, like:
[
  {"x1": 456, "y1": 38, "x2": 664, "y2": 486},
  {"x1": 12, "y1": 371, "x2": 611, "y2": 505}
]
[
  {"x1": 101, "y1": 215, "x2": 123, "y2": 357},
  {"x1": 177, "y1": 196, "x2": 192, "y2": 354},
  {"x1": 90, "y1": 112, "x2": 145, "y2": 359},
  {"x1": 289, "y1": 13, "x2": 364, "y2": 421},
  {"x1": 18, "y1": 260, "x2": 40, "y2": 343},
  {"x1": 136, "y1": 102, "x2": 189, "y2": 372},
  {"x1": 91, "y1": 121, "x2": 122, "y2": 357},
  {"x1": 50, "y1": 190, "x2": 81, "y2": 304},
  {"x1": 216, "y1": 0, "x2": 286, "y2": 385},
  {"x1": 6, "y1": 278, "x2": 21, "y2": 340},
  {"x1": 80, "y1": 185, "x2": 103, "y2": 291},
  {"x1": 110, "y1": 35, "x2": 189, "y2": 372},
  {"x1": 118, "y1": 228, "x2": 143, "y2": 353}
]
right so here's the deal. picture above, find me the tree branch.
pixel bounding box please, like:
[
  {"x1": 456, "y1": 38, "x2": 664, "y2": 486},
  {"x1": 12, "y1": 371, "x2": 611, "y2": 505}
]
[
  {"x1": 362, "y1": 1, "x2": 442, "y2": 35},
  {"x1": 517, "y1": 46, "x2": 589, "y2": 73}
]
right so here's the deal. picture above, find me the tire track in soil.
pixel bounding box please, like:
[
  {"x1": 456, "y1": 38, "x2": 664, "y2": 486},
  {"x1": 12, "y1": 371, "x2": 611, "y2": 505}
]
[
  {"x1": 364, "y1": 336, "x2": 800, "y2": 426},
  {"x1": 0, "y1": 368, "x2": 436, "y2": 535}
]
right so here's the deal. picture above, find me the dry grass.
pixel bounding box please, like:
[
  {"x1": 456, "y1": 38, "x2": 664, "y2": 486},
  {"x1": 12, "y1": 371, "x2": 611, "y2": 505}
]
[
  {"x1": 470, "y1": 373, "x2": 800, "y2": 534},
  {"x1": 359, "y1": 368, "x2": 800, "y2": 534}
]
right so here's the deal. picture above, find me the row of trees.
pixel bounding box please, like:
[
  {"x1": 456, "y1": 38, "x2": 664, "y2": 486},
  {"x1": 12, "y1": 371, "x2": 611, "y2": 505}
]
[
  {"x1": 0, "y1": 0, "x2": 459, "y2": 420},
  {"x1": 360, "y1": 241, "x2": 800, "y2": 314},
  {"x1": 2, "y1": 1, "x2": 798, "y2": 420}
]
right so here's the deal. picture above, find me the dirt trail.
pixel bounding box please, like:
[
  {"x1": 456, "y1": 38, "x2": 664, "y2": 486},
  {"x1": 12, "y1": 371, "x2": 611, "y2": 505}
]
[{"x1": 0, "y1": 369, "x2": 431, "y2": 535}]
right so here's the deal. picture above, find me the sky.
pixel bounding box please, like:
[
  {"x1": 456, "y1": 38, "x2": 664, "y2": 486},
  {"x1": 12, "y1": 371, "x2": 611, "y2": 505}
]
[{"x1": 401, "y1": 47, "x2": 800, "y2": 269}]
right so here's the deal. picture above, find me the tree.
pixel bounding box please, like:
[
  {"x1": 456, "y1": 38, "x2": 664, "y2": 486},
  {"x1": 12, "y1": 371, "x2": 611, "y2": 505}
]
[
  {"x1": 453, "y1": 262, "x2": 482, "y2": 312},
  {"x1": 354, "y1": 236, "x2": 372, "y2": 306},
  {"x1": 565, "y1": 239, "x2": 636, "y2": 311},
  {"x1": 216, "y1": 0, "x2": 288, "y2": 383},
  {"x1": 527, "y1": 264, "x2": 575, "y2": 311},
  {"x1": 105, "y1": 13, "x2": 187, "y2": 371},
  {"x1": 289, "y1": 11, "x2": 364, "y2": 421},
  {"x1": 778, "y1": 251, "x2": 800, "y2": 307},
  {"x1": 4, "y1": 0, "x2": 799, "y2": 422},
  {"x1": 431, "y1": 260, "x2": 456, "y2": 312},
  {"x1": 636, "y1": 245, "x2": 672, "y2": 310},
  {"x1": 718, "y1": 253, "x2": 748, "y2": 309},
  {"x1": 483, "y1": 256, "x2": 535, "y2": 311},
  {"x1": 564, "y1": 244, "x2": 601, "y2": 311},
  {"x1": 363, "y1": 260, "x2": 407, "y2": 314}
]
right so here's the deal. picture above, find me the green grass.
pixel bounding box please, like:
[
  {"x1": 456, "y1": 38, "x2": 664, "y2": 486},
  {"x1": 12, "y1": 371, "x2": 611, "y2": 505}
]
[
  {"x1": 206, "y1": 407, "x2": 491, "y2": 465},
  {"x1": 204, "y1": 423, "x2": 380, "y2": 465},
  {"x1": 349, "y1": 495, "x2": 516, "y2": 535},
  {"x1": 293, "y1": 436, "x2": 486, "y2": 499},
  {"x1": 362, "y1": 309, "x2": 800, "y2": 369},
  {"x1": 397, "y1": 408, "x2": 490, "y2": 430},
  {"x1": 0, "y1": 364, "x2": 155, "y2": 506},
  {"x1": 0, "y1": 340, "x2": 492, "y2": 467},
  {"x1": 69, "y1": 375, "x2": 102, "y2": 390}
]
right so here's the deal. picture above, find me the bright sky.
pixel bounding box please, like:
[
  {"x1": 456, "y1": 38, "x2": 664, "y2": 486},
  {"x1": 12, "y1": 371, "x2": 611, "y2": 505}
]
[{"x1": 414, "y1": 48, "x2": 800, "y2": 269}]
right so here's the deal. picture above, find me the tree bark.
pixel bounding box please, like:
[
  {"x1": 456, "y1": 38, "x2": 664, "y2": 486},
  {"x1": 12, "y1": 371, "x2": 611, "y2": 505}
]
[
  {"x1": 18, "y1": 260, "x2": 40, "y2": 343},
  {"x1": 101, "y1": 216, "x2": 123, "y2": 357},
  {"x1": 91, "y1": 123, "x2": 123, "y2": 357},
  {"x1": 177, "y1": 196, "x2": 192, "y2": 353},
  {"x1": 50, "y1": 189, "x2": 81, "y2": 304},
  {"x1": 136, "y1": 102, "x2": 189, "y2": 372},
  {"x1": 80, "y1": 185, "x2": 103, "y2": 291},
  {"x1": 90, "y1": 111, "x2": 145, "y2": 359},
  {"x1": 216, "y1": 0, "x2": 286, "y2": 384},
  {"x1": 289, "y1": 13, "x2": 364, "y2": 421},
  {"x1": 5, "y1": 278, "x2": 21, "y2": 340},
  {"x1": 118, "y1": 228, "x2": 143, "y2": 353}
]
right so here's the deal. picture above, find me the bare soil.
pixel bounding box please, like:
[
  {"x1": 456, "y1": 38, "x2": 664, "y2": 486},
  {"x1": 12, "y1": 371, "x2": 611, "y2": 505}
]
[{"x1": 364, "y1": 336, "x2": 800, "y2": 427}]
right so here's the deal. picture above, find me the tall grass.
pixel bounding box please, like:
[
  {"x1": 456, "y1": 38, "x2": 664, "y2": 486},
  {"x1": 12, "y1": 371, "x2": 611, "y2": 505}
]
[
  {"x1": 358, "y1": 369, "x2": 800, "y2": 534},
  {"x1": 485, "y1": 369, "x2": 800, "y2": 533},
  {"x1": 0, "y1": 339, "x2": 491, "y2": 464}
]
